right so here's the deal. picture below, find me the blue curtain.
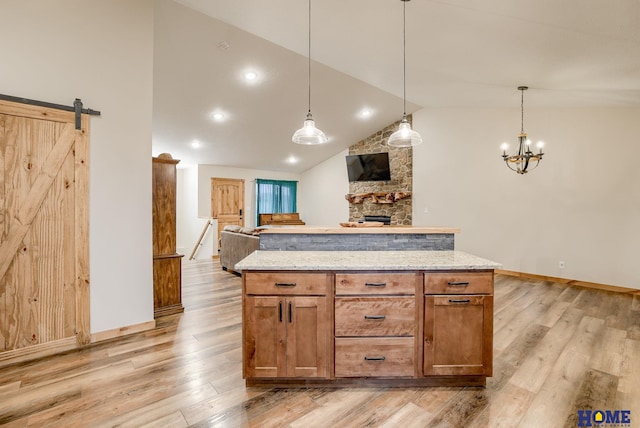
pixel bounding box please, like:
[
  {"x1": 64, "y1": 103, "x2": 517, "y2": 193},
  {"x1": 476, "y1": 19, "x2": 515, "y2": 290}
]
[{"x1": 256, "y1": 179, "x2": 298, "y2": 224}]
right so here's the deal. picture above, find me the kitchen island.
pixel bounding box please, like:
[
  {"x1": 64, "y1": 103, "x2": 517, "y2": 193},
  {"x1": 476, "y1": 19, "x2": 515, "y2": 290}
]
[{"x1": 236, "y1": 250, "x2": 501, "y2": 387}]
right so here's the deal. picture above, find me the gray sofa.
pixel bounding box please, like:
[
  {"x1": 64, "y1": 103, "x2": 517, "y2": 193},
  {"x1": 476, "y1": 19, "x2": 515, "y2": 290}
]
[{"x1": 220, "y1": 226, "x2": 260, "y2": 273}]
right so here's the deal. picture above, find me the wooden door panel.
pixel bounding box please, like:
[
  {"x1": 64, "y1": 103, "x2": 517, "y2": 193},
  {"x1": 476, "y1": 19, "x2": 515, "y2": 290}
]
[
  {"x1": 211, "y1": 177, "x2": 244, "y2": 245},
  {"x1": 424, "y1": 295, "x2": 493, "y2": 376},
  {"x1": 0, "y1": 99, "x2": 90, "y2": 358},
  {"x1": 244, "y1": 296, "x2": 286, "y2": 378},
  {"x1": 152, "y1": 158, "x2": 177, "y2": 255},
  {"x1": 287, "y1": 296, "x2": 330, "y2": 378}
]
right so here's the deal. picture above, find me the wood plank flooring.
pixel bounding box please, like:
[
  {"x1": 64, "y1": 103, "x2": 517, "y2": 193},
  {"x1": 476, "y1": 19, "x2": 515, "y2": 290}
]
[{"x1": 1, "y1": 260, "x2": 639, "y2": 427}]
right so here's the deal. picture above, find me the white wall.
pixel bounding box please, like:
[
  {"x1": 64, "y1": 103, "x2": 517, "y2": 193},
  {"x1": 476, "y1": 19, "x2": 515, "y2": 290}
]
[
  {"x1": 412, "y1": 107, "x2": 640, "y2": 289},
  {"x1": 176, "y1": 166, "x2": 214, "y2": 260},
  {"x1": 299, "y1": 149, "x2": 351, "y2": 226},
  {"x1": 191, "y1": 164, "x2": 300, "y2": 254},
  {"x1": 1, "y1": 1, "x2": 155, "y2": 333}
]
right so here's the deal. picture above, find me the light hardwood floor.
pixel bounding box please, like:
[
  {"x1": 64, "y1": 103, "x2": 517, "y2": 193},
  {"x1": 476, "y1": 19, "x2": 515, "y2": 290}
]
[{"x1": 1, "y1": 260, "x2": 639, "y2": 427}]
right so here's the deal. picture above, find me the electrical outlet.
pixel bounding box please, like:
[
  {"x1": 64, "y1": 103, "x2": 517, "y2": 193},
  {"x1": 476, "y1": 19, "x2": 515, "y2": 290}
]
[{"x1": 559, "y1": 261, "x2": 566, "y2": 269}]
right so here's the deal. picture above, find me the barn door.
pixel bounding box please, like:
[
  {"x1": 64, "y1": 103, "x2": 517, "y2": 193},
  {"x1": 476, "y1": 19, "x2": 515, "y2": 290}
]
[{"x1": 0, "y1": 99, "x2": 90, "y2": 361}]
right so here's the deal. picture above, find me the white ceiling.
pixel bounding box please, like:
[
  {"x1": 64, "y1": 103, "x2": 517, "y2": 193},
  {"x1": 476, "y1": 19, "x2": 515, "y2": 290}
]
[{"x1": 153, "y1": 0, "x2": 640, "y2": 171}]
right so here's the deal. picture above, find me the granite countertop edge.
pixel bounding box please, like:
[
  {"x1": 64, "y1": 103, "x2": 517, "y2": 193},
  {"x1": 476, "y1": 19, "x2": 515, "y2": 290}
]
[{"x1": 234, "y1": 250, "x2": 502, "y2": 272}]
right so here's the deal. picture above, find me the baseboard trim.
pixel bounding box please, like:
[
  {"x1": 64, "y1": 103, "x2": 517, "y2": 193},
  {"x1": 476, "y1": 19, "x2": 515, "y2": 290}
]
[
  {"x1": 0, "y1": 337, "x2": 78, "y2": 368},
  {"x1": 90, "y1": 320, "x2": 157, "y2": 343},
  {"x1": 496, "y1": 269, "x2": 640, "y2": 295}
]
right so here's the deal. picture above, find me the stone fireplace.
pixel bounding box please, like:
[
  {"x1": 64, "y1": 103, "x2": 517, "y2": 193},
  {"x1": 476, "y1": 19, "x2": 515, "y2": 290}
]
[{"x1": 348, "y1": 116, "x2": 413, "y2": 225}]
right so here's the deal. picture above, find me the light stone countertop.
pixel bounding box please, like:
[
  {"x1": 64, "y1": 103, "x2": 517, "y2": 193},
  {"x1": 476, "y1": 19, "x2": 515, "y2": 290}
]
[
  {"x1": 257, "y1": 225, "x2": 460, "y2": 234},
  {"x1": 234, "y1": 250, "x2": 501, "y2": 272}
]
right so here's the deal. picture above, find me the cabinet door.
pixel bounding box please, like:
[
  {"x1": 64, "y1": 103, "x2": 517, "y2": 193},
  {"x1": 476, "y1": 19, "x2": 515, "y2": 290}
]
[
  {"x1": 286, "y1": 297, "x2": 331, "y2": 378},
  {"x1": 244, "y1": 296, "x2": 287, "y2": 378},
  {"x1": 424, "y1": 295, "x2": 493, "y2": 376}
]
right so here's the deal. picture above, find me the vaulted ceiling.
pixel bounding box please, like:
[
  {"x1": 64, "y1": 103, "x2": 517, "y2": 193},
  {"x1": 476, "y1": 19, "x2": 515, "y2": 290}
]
[{"x1": 152, "y1": 0, "x2": 640, "y2": 171}]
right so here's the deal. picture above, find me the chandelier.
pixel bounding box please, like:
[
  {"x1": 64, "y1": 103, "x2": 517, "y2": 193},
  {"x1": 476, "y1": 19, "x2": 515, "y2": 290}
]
[{"x1": 500, "y1": 86, "x2": 544, "y2": 174}]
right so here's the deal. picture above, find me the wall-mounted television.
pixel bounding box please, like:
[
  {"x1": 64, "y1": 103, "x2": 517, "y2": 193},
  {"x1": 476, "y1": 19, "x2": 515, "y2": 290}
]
[{"x1": 345, "y1": 152, "x2": 391, "y2": 182}]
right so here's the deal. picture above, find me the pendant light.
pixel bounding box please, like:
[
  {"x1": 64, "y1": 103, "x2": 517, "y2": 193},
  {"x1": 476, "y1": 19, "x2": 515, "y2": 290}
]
[
  {"x1": 292, "y1": 0, "x2": 328, "y2": 145},
  {"x1": 500, "y1": 86, "x2": 545, "y2": 174},
  {"x1": 388, "y1": 0, "x2": 422, "y2": 148}
]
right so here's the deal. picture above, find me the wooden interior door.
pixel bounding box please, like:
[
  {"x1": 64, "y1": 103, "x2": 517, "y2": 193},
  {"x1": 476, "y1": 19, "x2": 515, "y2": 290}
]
[
  {"x1": 211, "y1": 177, "x2": 244, "y2": 244},
  {"x1": 0, "y1": 99, "x2": 90, "y2": 362}
]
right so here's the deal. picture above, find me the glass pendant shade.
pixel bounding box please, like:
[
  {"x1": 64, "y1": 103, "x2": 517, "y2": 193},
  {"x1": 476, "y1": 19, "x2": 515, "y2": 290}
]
[
  {"x1": 388, "y1": 117, "x2": 422, "y2": 148},
  {"x1": 292, "y1": 113, "x2": 328, "y2": 145}
]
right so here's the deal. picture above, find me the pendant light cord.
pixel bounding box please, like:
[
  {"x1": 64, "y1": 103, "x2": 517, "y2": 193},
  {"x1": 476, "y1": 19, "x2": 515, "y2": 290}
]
[
  {"x1": 307, "y1": 0, "x2": 312, "y2": 115},
  {"x1": 403, "y1": 0, "x2": 407, "y2": 117},
  {"x1": 520, "y1": 88, "x2": 524, "y2": 134}
]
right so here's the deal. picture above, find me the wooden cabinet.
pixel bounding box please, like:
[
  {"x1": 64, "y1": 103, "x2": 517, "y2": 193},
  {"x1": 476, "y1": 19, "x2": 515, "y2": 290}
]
[
  {"x1": 152, "y1": 153, "x2": 183, "y2": 318},
  {"x1": 334, "y1": 273, "x2": 419, "y2": 378},
  {"x1": 243, "y1": 272, "x2": 331, "y2": 379},
  {"x1": 423, "y1": 272, "x2": 493, "y2": 376},
  {"x1": 242, "y1": 268, "x2": 494, "y2": 387}
]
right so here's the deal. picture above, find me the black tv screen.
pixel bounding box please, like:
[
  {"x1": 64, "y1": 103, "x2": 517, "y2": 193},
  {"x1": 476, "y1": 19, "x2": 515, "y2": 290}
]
[{"x1": 346, "y1": 152, "x2": 391, "y2": 182}]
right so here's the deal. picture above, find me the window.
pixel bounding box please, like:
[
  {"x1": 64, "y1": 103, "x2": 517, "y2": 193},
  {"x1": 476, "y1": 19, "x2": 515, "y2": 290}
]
[{"x1": 256, "y1": 179, "x2": 298, "y2": 224}]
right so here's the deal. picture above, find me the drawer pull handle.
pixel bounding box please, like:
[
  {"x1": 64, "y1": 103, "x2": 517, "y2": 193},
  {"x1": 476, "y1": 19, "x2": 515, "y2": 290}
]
[
  {"x1": 447, "y1": 281, "x2": 470, "y2": 286},
  {"x1": 364, "y1": 315, "x2": 386, "y2": 320},
  {"x1": 364, "y1": 356, "x2": 386, "y2": 361},
  {"x1": 365, "y1": 282, "x2": 387, "y2": 287},
  {"x1": 449, "y1": 299, "x2": 471, "y2": 304},
  {"x1": 275, "y1": 282, "x2": 296, "y2": 287}
]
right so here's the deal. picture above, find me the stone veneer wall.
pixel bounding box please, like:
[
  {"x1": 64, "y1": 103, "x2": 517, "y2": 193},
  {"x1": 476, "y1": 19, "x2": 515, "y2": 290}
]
[{"x1": 349, "y1": 116, "x2": 413, "y2": 225}]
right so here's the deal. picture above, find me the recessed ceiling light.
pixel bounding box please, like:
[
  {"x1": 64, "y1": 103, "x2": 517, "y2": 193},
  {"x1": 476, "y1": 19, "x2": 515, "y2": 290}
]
[
  {"x1": 286, "y1": 155, "x2": 299, "y2": 164},
  {"x1": 212, "y1": 112, "x2": 225, "y2": 121},
  {"x1": 243, "y1": 71, "x2": 258, "y2": 81},
  {"x1": 191, "y1": 140, "x2": 201, "y2": 149},
  {"x1": 359, "y1": 108, "x2": 373, "y2": 118}
]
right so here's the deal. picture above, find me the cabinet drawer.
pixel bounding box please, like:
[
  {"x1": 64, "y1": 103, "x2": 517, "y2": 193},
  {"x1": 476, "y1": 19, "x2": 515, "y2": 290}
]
[
  {"x1": 335, "y1": 338, "x2": 414, "y2": 377},
  {"x1": 245, "y1": 272, "x2": 330, "y2": 295},
  {"x1": 335, "y1": 297, "x2": 415, "y2": 336},
  {"x1": 336, "y1": 273, "x2": 417, "y2": 295},
  {"x1": 424, "y1": 271, "x2": 493, "y2": 294}
]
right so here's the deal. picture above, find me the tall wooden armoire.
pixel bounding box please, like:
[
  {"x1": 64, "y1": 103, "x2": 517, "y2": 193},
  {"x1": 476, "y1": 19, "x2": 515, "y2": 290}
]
[{"x1": 152, "y1": 153, "x2": 184, "y2": 317}]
